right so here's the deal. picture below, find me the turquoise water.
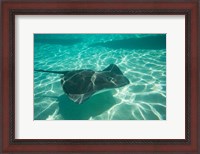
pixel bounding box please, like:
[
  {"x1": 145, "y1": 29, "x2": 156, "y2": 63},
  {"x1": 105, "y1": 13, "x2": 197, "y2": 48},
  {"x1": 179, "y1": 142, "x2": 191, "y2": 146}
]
[{"x1": 34, "y1": 34, "x2": 166, "y2": 120}]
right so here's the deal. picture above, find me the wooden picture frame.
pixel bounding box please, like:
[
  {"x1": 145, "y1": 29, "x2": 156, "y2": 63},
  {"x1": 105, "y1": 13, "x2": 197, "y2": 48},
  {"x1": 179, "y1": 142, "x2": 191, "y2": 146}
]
[{"x1": 1, "y1": 0, "x2": 199, "y2": 153}]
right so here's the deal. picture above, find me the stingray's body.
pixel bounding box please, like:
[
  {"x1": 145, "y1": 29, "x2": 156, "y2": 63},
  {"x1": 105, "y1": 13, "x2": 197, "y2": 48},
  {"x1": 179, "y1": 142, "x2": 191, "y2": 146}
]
[{"x1": 34, "y1": 64, "x2": 130, "y2": 104}]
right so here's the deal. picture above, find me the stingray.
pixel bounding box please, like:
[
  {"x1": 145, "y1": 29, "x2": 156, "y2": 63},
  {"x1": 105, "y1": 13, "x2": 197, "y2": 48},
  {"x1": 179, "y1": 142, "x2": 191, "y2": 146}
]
[{"x1": 34, "y1": 64, "x2": 130, "y2": 104}]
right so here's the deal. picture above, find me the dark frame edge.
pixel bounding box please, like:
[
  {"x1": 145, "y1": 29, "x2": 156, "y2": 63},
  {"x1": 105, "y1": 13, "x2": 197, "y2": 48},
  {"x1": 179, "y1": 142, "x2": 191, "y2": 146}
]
[
  {"x1": 0, "y1": 0, "x2": 3, "y2": 154},
  {"x1": 197, "y1": 1, "x2": 200, "y2": 154},
  {"x1": 0, "y1": 0, "x2": 200, "y2": 153}
]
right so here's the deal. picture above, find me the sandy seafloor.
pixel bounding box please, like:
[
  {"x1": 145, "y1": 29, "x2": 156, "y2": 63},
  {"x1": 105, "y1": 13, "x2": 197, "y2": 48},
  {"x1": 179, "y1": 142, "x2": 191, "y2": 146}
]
[{"x1": 34, "y1": 34, "x2": 166, "y2": 120}]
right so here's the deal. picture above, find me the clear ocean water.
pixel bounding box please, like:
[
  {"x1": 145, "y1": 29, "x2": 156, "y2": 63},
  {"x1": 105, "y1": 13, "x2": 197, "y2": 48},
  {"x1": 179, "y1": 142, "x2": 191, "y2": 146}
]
[{"x1": 34, "y1": 34, "x2": 166, "y2": 120}]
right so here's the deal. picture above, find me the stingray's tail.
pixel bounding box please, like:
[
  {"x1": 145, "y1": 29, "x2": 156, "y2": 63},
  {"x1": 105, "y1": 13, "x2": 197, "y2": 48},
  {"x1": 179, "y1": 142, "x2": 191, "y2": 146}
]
[{"x1": 34, "y1": 69, "x2": 68, "y2": 74}]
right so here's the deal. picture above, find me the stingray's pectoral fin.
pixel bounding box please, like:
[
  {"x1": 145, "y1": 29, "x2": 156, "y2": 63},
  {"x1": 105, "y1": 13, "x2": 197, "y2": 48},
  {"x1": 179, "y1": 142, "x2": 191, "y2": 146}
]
[
  {"x1": 67, "y1": 93, "x2": 92, "y2": 104},
  {"x1": 103, "y1": 64, "x2": 123, "y2": 75}
]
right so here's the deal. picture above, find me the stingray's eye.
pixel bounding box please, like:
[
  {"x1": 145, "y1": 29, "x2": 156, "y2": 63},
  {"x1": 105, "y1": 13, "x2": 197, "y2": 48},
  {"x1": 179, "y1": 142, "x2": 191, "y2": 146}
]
[
  {"x1": 107, "y1": 77, "x2": 112, "y2": 81},
  {"x1": 113, "y1": 78, "x2": 117, "y2": 82},
  {"x1": 112, "y1": 78, "x2": 117, "y2": 83}
]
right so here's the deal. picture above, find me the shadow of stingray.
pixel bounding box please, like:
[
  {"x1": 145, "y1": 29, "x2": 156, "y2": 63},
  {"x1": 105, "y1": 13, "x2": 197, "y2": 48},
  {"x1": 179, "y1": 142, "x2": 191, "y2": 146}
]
[
  {"x1": 90, "y1": 35, "x2": 166, "y2": 50},
  {"x1": 34, "y1": 37, "x2": 82, "y2": 46},
  {"x1": 57, "y1": 91, "x2": 116, "y2": 120}
]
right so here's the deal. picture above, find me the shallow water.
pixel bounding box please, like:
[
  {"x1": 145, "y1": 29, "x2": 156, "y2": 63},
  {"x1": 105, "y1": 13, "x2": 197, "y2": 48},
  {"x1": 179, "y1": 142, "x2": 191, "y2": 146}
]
[{"x1": 34, "y1": 34, "x2": 166, "y2": 120}]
